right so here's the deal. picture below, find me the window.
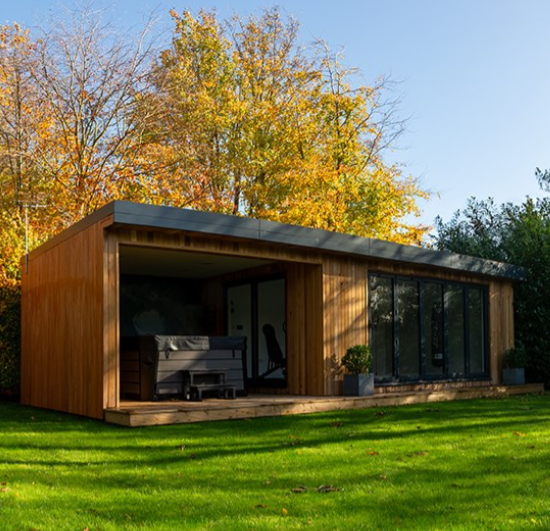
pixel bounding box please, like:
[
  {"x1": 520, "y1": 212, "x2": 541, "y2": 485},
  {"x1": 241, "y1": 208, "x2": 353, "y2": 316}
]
[
  {"x1": 397, "y1": 279, "x2": 420, "y2": 378},
  {"x1": 468, "y1": 288, "x2": 486, "y2": 374},
  {"x1": 370, "y1": 276, "x2": 394, "y2": 378},
  {"x1": 423, "y1": 282, "x2": 444, "y2": 376},
  {"x1": 447, "y1": 285, "x2": 465, "y2": 375},
  {"x1": 369, "y1": 273, "x2": 488, "y2": 382}
]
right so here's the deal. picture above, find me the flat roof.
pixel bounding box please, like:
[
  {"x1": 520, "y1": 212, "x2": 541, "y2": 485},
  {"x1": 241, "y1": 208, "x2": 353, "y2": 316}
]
[{"x1": 30, "y1": 200, "x2": 526, "y2": 280}]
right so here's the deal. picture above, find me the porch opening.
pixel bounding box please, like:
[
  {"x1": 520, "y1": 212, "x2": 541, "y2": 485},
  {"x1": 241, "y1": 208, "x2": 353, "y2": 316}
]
[{"x1": 118, "y1": 245, "x2": 288, "y2": 402}]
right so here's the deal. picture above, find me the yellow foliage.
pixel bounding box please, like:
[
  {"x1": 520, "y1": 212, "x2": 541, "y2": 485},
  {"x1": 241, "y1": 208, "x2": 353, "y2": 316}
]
[
  {"x1": 138, "y1": 7, "x2": 429, "y2": 244},
  {"x1": 0, "y1": 8, "x2": 431, "y2": 291}
]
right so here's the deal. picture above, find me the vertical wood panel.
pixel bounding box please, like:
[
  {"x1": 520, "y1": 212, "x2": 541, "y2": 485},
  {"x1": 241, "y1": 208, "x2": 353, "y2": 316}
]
[
  {"x1": 103, "y1": 230, "x2": 119, "y2": 410},
  {"x1": 489, "y1": 279, "x2": 515, "y2": 383},
  {"x1": 322, "y1": 257, "x2": 368, "y2": 395},
  {"x1": 115, "y1": 228, "x2": 321, "y2": 264},
  {"x1": 21, "y1": 220, "x2": 107, "y2": 419},
  {"x1": 286, "y1": 263, "x2": 324, "y2": 395},
  {"x1": 286, "y1": 264, "x2": 305, "y2": 394},
  {"x1": 304, "y1": 264, "x2": 324, "y2": 395}
]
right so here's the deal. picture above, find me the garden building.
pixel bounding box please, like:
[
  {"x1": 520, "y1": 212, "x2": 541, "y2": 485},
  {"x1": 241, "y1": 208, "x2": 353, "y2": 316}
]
[{"x1": 20, "y1": 201, "x2": 538, "y2": 426}]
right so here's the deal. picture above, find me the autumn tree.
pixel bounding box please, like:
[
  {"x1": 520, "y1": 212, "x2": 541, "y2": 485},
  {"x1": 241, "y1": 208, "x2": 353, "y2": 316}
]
[
  {"x1": 0, "y1": 7, "x2": 160, "y2": 395},
  {"x1": 30, "y1": 4, "x2": 160, "y2": 222},
  {"x1": 140, "y1": 8, "x2": 428, "y2": 244},
  {"x1": 0, "y1": 23, "x2": 51, "y2": 285}
]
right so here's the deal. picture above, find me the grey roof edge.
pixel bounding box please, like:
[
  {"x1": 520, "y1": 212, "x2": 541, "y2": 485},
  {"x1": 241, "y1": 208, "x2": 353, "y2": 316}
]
[
  {"x1": 26, "y1": 200, "x2": 525, "y2": 281},
  {"x1": 109, "y1": 201, "x2": 525, "y2": 281}
]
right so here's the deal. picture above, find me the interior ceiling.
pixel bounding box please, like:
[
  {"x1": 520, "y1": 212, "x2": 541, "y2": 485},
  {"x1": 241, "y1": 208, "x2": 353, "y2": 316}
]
[{"x1": 119, "y1": 245, "x2": 273, "y2": 279}]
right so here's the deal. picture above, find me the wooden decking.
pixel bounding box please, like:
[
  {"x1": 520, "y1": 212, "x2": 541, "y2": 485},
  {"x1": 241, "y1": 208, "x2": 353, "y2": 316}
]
[{"x1": 104, "y1": 383, "x2": 544, "y2": 427}]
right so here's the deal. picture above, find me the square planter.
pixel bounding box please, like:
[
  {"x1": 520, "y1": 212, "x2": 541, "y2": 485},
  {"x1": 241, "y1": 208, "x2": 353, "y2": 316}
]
[
  {"x1": 343, "y1": 374, "x2": 375, "y2": 396},
  {"x1": 502, "y1": 368, "x2": 525, "y2": 385}
]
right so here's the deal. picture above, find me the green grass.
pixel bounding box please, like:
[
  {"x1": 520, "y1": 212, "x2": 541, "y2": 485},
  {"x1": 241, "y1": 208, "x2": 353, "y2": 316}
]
[{"x1": 1, "y1": 395, "x2": 550, "y2": 531}]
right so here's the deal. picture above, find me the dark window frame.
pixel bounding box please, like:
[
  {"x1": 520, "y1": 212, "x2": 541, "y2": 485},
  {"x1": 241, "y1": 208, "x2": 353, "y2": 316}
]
[{"x1": 368, "y1": 272, "x2": 489, "y2": 384}]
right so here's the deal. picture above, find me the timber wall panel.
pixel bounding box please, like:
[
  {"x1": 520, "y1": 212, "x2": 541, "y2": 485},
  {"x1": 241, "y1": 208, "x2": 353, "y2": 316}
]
[
  {"x1": 21, "y1": 221, "x2": 106, "y2": 419},
  {"x1": 489, "y1": 280, "x2": 514, "y2": 383},
  {"x1": 286, "y1": 263, "x2": 324, "y2": 395},
  {"x1": 114, "y1": 228, "x2": 323, "y2": 265},
  {"x1": 103, "y1": 231, "x2": 120, "y2": 410},
  {"x1": 322, "y1": 257, "x2": 368, "y2": 395}
]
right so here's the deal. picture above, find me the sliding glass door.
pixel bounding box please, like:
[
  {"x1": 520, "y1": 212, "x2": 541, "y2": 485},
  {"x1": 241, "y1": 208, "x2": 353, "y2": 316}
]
[
  {"x1": 369, "y1": 273, "x2": 488, "y2": 382},
  {"x1": 227, "y1": 277, "x2": 286, "y2": 387},
  {"x1": 397, "y1": 279, "x2": 421, "y2": 378}
]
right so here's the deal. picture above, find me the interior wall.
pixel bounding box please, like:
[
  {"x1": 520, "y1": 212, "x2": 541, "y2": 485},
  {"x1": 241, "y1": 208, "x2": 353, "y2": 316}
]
[{"x1": 119, "y1": 275, "x2": 204, "y2": 337}]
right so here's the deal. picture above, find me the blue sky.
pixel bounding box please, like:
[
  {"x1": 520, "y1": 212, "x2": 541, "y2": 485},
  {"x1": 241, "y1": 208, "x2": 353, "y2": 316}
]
[{"x1": 2, "y1": 0, "x2": 549, "y2": 228}]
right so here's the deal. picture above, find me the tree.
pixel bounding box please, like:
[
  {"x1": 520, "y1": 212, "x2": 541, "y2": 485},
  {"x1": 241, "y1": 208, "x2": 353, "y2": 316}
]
[
  {"x1": 30, "y1": 3, "x2": 159, "y2": 222},
  {"x1": 434, "y1": 179, "x2": 550, "y2": 387},
  {"x1": 140, "y1": 8, "x2": 428, "y2": 243},
  {"x1": 0, "y1": 7, "x2": 160, "y2": 396},
  {"x1": 0, "y1": 7, "x2": 161, "y2": 284},
  {"x1": 0, "y1": 23, "x2": 54, "y2": 284},
  {"x1": 0, "y1": 5, "x2": 430, "y2": 395}
]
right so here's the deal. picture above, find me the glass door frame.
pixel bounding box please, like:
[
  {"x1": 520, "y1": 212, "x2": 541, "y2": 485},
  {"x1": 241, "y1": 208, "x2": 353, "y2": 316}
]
[{"x1": 225, "y1": 274, "x2": 287, "y2": 388}]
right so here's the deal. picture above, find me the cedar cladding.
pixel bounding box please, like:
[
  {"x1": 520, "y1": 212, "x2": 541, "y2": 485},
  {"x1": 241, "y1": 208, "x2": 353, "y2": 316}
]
[
  {"x1": 20, "y1": 212, "x2": 516, "y2": 420},
  {"x1": 21, "y1": 219, "x2": 110, "y2": 419}
]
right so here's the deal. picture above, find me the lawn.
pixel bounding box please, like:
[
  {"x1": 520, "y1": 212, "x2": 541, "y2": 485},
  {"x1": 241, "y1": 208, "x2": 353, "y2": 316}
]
[{"x1": 0, "y1": 395, "x2": 549, "y2": 531}]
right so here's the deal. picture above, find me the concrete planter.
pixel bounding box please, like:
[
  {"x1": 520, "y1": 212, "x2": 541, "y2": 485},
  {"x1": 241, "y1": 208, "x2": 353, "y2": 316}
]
[
  {"x1": 343, "y1": 374, "x2": 375, "y2": 396},
  {"x1": 502, "y1": 368, "x2": 525, "y2": 385}
]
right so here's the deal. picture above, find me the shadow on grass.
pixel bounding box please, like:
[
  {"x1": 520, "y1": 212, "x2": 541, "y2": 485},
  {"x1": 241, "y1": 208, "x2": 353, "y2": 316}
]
[
  {"x1": 2, "y1": 396, "x2": 550, "y2": 530},
  {"x1": 1, "y1": 395, "x2": 548, "y2": 464}
]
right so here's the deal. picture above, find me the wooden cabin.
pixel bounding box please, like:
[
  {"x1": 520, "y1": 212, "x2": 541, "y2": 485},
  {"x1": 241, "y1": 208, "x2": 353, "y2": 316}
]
[{"x1": 20, "y1": 201, "x2": 525, "y2": 420}]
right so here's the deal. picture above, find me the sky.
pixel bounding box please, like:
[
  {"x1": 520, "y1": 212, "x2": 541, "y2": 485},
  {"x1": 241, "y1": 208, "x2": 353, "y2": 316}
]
[{"x1": 2, "y1": 0, "x2": 549, "y2": 229}]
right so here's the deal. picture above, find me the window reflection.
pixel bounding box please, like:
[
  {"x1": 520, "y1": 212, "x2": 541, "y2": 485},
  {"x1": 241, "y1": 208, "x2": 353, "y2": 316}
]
[
  {"x1": 397, "y1": 280, "x2": 420, "y2": 377},
  {"x1": 468, "y1": 288, "x2": 486, "y2": 374},
  {"x1": 423, "y1": 283, "x2": 444, "y2": 375},
  {"x1": 370, "y1": 276, "x2": 394, "y2": 378},
  {"x1": 447, "y1": 286, "x2": 465, "y2": 375}
]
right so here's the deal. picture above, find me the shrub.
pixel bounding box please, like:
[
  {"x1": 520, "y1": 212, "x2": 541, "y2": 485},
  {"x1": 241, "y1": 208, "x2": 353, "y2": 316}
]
[
  {"x1": 341, "y1": 344, "x2": 372, "y2": 374},
  {"x1": 0, "y1": 284, "x2": 21, "y2": 397},
  {"x1": 504, "y1": 346, "x2": 528, "y2": 369}
]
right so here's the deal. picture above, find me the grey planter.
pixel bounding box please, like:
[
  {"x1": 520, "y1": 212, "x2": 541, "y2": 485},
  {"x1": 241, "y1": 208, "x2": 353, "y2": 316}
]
[
  {"x1": 343, "y1": 374, "x2": 375, "y2": 396},
  {"x1": 502, "y1": 368, "x2": 525, "y2": 385}
]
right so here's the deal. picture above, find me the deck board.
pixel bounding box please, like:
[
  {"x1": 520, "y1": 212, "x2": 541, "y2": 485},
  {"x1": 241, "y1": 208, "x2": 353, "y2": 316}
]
[{"x1": 104, "y1": 383, "x2": 544, "y2": 427}]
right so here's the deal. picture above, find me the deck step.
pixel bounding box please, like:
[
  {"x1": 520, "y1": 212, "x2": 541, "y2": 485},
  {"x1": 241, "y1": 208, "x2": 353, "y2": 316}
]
[{"x1": 104, "y1": 383, "x2": 544, "y2": 427}]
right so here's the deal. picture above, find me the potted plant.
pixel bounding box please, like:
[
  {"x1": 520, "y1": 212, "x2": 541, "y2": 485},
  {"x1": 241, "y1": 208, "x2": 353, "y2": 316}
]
[
  {"x1": 502, "y1": 345, "x2": 527, "y2": 385},
  {"x1": 341, "y1": 344, "x2": 374, "y2": 396}
]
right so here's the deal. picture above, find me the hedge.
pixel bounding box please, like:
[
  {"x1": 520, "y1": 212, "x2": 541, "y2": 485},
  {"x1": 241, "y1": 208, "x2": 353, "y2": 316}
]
[{"x1": 0, "y1": 284, "x2": 21, "y2": 397}]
